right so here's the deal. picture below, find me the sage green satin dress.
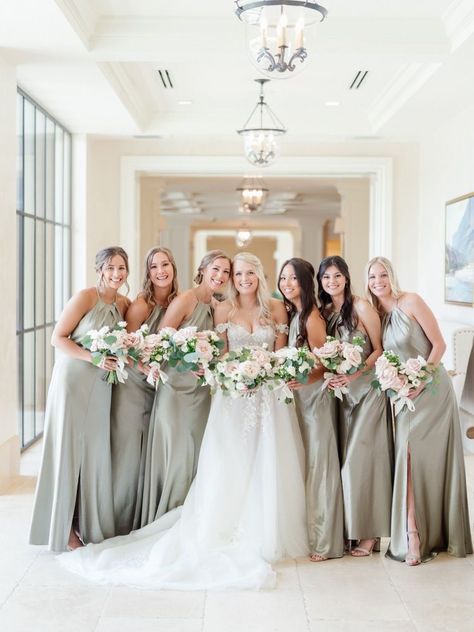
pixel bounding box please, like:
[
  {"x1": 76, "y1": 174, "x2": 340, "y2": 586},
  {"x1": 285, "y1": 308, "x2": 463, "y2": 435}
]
[
  {"x1": 327, "y1": 314, "x2": 393, "y2": 541},
  {"x1": 29, "y1": 298, "x2": 122, "y2": 552},
  {"x1": 460, "y1": 340, "x2": 474, "y2": 435},
  {"x1": 141, "y1": 301, "x2": 213, "y2": 525},
  {"x1": 111, "y1": 305, "x2": 165, "y2": 536},
  {"x1": 383, "y1": 306, "x2": 472, "y2": 561},
  {"x1": 289, "y1": 317, "x2": 344, "y2": 558}
]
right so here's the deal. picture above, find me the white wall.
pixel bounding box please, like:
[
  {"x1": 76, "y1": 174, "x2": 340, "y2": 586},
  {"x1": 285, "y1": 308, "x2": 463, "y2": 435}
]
[
  {"x1": 0, "y1": 56, "x2": 20, "y2": 490},
  {"x1": 418, "y1": 105, "x2": 474, "y2": 326}
]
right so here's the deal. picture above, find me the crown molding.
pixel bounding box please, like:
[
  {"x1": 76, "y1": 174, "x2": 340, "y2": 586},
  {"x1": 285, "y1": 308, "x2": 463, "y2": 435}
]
[
  {"x1": 97, "y1": 62, "x2": 152, "y2": 132},
  {"x1": 369, "y1": 62, "x2": 442, "y2": 132},
  {"x1": 53, "y1": 0, "x2": 98, "y2": 50},
  {"x1": 443, "y1": 0, "x2": 474, "y2": 51}
]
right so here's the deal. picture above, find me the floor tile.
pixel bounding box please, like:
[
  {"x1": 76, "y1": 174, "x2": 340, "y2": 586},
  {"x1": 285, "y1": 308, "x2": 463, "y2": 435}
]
[
  {"x1": 96, "y1": 617, "x2": 203, "y2": 632},
  {"x1": 103, "y1": 587, "x2": 205, "y2": 619}
]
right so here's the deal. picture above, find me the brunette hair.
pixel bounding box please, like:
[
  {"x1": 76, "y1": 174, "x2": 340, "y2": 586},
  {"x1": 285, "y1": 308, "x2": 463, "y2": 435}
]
[
  {"x1": 193, "y1": 250, "x2": 231, "y2": 285},
  {"x1": 317, "y1": 256, "x2": 357, "y2": 334},
  {"x1": 141, "y1": 246, "x2": 179, "y2": 307},
  {"x1": 365, "y1": 256, "x2": 403, "y2": 314},
  {"x1": 278, "y1": 258, "x2": 318, "y2": 347},
  {"x1": 95, "y1": 246, "x2": 130, "y2": 294},
  {"x1": 229, "y1": 252, "x2": 272, "y2": 324}
]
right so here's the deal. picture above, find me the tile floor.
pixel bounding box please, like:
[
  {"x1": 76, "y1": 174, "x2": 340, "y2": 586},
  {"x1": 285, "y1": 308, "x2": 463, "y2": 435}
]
[{"x1": 1, "y1": 442, "x2": 473, "y2": 632}]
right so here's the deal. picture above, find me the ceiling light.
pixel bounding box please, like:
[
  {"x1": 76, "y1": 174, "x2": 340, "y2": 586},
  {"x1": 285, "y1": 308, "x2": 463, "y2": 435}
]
[
  {"x1": 235, "y1": 228, "x2": 253, "y2": 248},
  {"x1": 178, "y1": 100, "x2": 193, "y2": 105},
  {"x1": 237, "y1": 176, "x2": 269, "y2": 213},
  {"x1": 234, "y1": 1, "x2": 327, "y2": 79},
  {"x1": 237, "y1": 78, "x2": 286, "y2": 167},
  {"x1": 325, "y1": 100, "x2": 340, "y2": 107}
]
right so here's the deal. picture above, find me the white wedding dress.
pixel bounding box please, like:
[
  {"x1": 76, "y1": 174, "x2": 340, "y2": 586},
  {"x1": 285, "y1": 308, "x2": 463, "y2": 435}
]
[{"x1": 59, "y1": 323, "x2": 308, "y2": 590}]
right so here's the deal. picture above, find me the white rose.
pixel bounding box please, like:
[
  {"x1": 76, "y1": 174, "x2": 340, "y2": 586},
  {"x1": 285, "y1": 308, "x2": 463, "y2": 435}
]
[{"x1": 239, "y1": 360, "x2": 260, "y2": 380}]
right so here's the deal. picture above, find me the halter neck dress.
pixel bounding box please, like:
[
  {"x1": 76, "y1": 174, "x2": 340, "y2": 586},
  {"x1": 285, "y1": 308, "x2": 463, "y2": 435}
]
[
  {"x1": 327, "y1": 312, "x2": 393, "y2": 542},
  {"x1": 29, "y1": 297, "x2": 123, "y2": 551},
  {"x1": 110, "y1": 304, "x2": 166, "y2": 535},
  {"x1": 141, "y1": 300, "x2": 213, "y2": 526},
  {"x1": 382, "y1": 305, "x2": 472, "y2": 561},
  {"x1": 289, "y1": 314, "x2": 344, "y2": 559}
]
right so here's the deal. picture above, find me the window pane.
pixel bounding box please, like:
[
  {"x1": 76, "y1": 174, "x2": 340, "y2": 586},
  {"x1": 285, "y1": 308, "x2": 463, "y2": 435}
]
[
  {"x1": 63, "y1": 133, "x2": 71, "y2": 224},
  {"x1": 17, "y1": 332, "x2": 24, "y2": 443},
  {"x1": 35, "y1": 110, "x2": 46, "y2": 218},
  {"x1": 45, "y1": 326, "x2": 55, "y2": 389},
  {"x1": 55, "y1": 224, "x2": 63, "y2": 320},
  {"x1": 35, "y1": 328, "x2": 46, "y2": 436},
  {"x1": 45, "y1": 119, "x2": 55, "y2": 221},
  {"x1": 55, "y1": 127, "x2": 64, "y2": 223},
  {"x1": 36, "y1": 220, "x2": 45, "y2": 326},
  {"x1": 23, "y1": 217, "x2": 35, "y2": 330},
  {"x1": 45, "y1": 222, "x2": 54, "y2": 323},
  {"x1": 17, "y1": 213, "x2": 22, "y2": 332},
  {"x1": 23, "y1": 331, "x2": 35, "y2": 446},
  {"x1": 63, "y1": 227, "x2": 71, "y2": 303},
  {"x1": 16, "y1": 94, "x2": 24, "y2": 211},
  {"x1": 24, "y1": 100, "x2": 35, "y2": 214}
]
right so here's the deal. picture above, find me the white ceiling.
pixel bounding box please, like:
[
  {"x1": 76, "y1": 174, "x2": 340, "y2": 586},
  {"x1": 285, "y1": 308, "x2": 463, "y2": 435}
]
[
  {"x1": 2, "y1": 1, "x2": 473, "y2": 223},
  {"x1": 2, "y1": 0, "x2": 474, "y2": 142}
]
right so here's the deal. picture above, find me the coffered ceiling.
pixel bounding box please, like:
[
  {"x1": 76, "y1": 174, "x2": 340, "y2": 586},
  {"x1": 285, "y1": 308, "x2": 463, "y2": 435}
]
[{"x1": 2, "y1": 0, "x2": 474, "y2": 142}]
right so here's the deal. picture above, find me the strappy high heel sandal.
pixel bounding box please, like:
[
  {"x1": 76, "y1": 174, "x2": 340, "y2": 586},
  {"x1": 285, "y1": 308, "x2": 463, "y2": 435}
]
[
  {"x1": 406, "y1": 530, "x2": 421, "y2": 566},
  {"x1": 351, "y1": 537, "x2": 380, "y2": 557}
]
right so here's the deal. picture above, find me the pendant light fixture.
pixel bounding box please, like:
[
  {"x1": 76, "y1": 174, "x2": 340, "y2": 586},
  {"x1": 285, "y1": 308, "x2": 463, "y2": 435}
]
[
  {"x1": 234, "y1": 1, "x2": 327, "y2": 79},
  {"x1": 237, "y1": 78, "x2": 286, "y2": 167}
]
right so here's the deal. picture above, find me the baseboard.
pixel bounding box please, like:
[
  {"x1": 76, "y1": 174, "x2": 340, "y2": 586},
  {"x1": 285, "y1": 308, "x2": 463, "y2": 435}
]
[{"x1": 0, "y1": 435, "x2": 21, "y2": 493}]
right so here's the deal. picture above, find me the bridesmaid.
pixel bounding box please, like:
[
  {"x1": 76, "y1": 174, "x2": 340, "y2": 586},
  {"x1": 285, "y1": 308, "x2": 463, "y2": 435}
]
[
  {"x1": 279, "y1": 258, "x2": 344, "y2": 561},
  {"x1": 366, "y1": 256, "x2": 472, "y2": 564},
  {"x1": 29, "y1": 247, "x2": 130, "y2": 552},
  {"x1": 141, "y1": 249, "x2": 231, "y2": 525},
  {"x1": 111, "y1": 247, "x2": 178, "y2": 536},
  {"x1": 317, "y1": 256, "x2": 393, "y2": 557}
]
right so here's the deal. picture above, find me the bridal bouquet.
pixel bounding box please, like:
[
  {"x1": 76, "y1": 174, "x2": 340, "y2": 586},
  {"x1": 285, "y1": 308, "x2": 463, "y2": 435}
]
[
  {"x1": 208, "y1": 345, "x2": 274, "y2": 398},
  {"x1": 372, "y1": 350, "x2": 436, "y2": 415},
  {"x1": 81, "y1": 321, "x2": 130, "y2": 384},
  {"x1": 313, "y1": 335, "x2": 366, "y2": 400},
  {"x1": 168, "y1": 326, "x2": 224, "y2": 385},
  {"x1": 270, "y1": 346, "x2": 316, "y2": 403},
  {"x1": 136, "y1": 325, "x2": 177, "y2": 388}
]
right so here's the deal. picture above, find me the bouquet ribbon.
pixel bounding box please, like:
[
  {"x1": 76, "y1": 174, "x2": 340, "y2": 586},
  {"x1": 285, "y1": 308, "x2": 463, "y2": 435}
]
[
  {"x1": 392, "y1": 394, "x2": 416, "y2": 416},
  {"x1": 146, "y1": 361, "x2": 169, "y2": 388},
  {"x1": 322, "y1": 372, "x2": 349, "y2": 401},
  {"x1": 272, "y1": 380, "x2": 294, "y2": 404}
]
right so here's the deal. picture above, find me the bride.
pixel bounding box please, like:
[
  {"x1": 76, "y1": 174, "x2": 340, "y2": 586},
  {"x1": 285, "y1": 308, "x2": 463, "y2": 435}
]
[{"x1": 59, "y1": 252, "x2": 308, "y2": 590}]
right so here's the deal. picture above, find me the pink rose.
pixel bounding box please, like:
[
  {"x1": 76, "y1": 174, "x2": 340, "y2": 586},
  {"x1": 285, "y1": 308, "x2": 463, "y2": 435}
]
[
  {"x1": 342, "y1": 345, "x2": 362, "y2": 368},
  {"x1": 378, "y1": 365, "x2": 399, "y2": 391},
  {"x1": 195, "y1": 339, "x2": 214, "y2": 362},
  {"x1": 404, "y1": 356, "x2": 426, "y2": 376},
  {"x1": 314, "y1": 339, "x2": 340, "y2": 359}
]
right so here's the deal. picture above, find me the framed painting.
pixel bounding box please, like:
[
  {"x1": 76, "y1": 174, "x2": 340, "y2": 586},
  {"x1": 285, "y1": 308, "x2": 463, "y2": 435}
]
[{"x1": 445, "y1": 193, "x2": 474, "y2": 306}]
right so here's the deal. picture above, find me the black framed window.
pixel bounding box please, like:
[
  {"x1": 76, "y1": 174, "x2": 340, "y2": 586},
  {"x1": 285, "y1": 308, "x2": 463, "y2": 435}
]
[{"x1": 16, "y1": 89, "x2": 72, "y2": 449}]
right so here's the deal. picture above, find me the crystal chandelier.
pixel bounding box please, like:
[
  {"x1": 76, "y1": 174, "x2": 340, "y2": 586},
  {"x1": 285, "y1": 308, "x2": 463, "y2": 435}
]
[
  {"x1": 234, "y1": 1, "x2": 327, "y2": 79},
  {"x1": 235, "y1": 228, "x2": 253, "y2": 248},
  {"x1": 237, "y1": 176, "x2": 269, "y2": 213},
  {"x1": 237, "y1": 78, "x2": 286, "y2": 167}
]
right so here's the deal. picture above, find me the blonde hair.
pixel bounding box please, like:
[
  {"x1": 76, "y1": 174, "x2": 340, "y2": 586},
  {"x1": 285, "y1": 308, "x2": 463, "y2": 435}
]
[
  {"x1": 229, "y1": 252, "x2": 272, "y2": 324},
  {"x1": 96, "y1": 246, "x2": 130, "y2": 295},
  {"x1": 365, "y1": 256, "x2": 402, "y2": 314},
  {"x1": 193, "y1": 250, "x2": 231, "y2": 285},
  {"x1": 141, "y1": 246, "x2": 179, "y2": 307}
]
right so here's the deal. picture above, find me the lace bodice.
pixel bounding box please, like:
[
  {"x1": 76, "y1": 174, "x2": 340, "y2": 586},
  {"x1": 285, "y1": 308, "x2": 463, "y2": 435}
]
[{"x1": 217, "y1": 322, "x2": 276, "y2": 351}]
